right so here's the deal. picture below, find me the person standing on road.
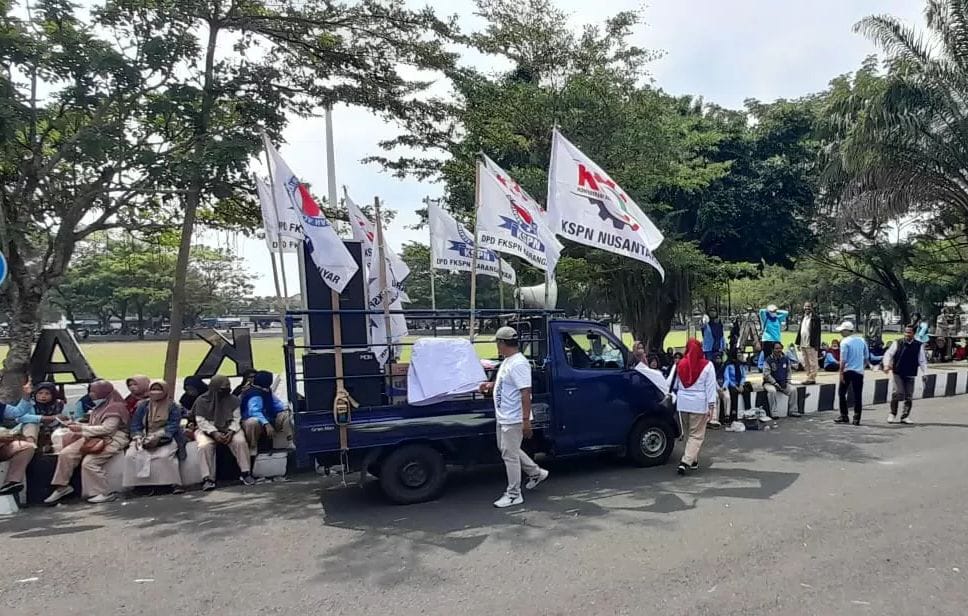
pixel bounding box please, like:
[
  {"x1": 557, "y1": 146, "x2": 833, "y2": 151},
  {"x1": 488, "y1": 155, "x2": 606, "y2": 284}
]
[
  {"x1": 835, "y1": 322, "x2": 870, "y2": 426},
  {"x1": 479, "y1": 326, "x2": 549, "y2": 508},
  {"x1": 668, "y1": 338, "x2": 718, "y2": 475},
  {"x1": 882, "y1": 325, "x2": 928, "y2": 425},
  {"x1": 763, "y1": 343, "x2": 801, "y2": 417},
  {"x1": 759, "y1": 304, "x2": 789, "y2": 359},
  {"x1": 701, "y1": 308, "x2": 727, "y2": 362},
  {"x1": 795, "y1": 302, "x2": 822, "y2": 384}
]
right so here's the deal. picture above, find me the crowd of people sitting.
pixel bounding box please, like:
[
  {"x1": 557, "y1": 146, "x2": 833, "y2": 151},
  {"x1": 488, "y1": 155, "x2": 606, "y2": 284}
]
[{"x1": 0, "y1": 369, "x2": 293, "y2": 505}]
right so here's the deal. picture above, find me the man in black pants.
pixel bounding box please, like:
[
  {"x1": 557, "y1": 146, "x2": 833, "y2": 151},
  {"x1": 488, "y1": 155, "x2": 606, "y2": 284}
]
[
  {"x1": 882, "y1": 325, "x2": 928, "y2": 424},
  {"x1": 834, "y1": 321, "x2": 870, "y2": 425}
]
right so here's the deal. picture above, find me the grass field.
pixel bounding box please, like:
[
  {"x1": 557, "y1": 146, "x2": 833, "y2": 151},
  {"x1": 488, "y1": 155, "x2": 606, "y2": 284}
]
[{"x1": 0, "y1": 329, "x2": 897, "y2": 381}]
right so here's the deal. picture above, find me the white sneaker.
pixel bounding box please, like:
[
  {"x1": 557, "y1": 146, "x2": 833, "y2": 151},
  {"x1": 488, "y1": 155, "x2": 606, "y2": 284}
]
[
  {"x1": 87, "y1": 493, "x2": 117, "y2": 504},
  {"x1": 901, "y1": 416, "x2": 914, "y2": 425},
  {"x1": 887, "y1": 413, "x2": 897, "y2": 424},
  {"x1": 43, "y1": 486, "x2": 74, "y2": 505},
  {"x1": 525, "y1": 468, "x2": 549, "y2": 490},
  {"x1": 493, "y1": 493, "x2": 524, "y2": 508}
]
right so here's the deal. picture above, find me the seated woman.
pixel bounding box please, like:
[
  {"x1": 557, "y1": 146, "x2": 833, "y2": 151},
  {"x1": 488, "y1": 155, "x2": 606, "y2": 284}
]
[
  {"x1": 240, "y1": 371, "x2": 293, "y2": 452},
  {"x1": 123, "y1": 380, "x2": 183, "y2": 494},
  {"x1": 178, "y1": 376, "x2": 207, "y2": 412},
  {"x1": 45, "y1": 380, "x2": 130, "y2": 505},
  {"x1": 192, "y1": 375, "x2": 255, "y2": 490},
  {"x1": 0, "y1": 381, "x2": 68, "y2": 495},
  {"x1": 124, "y1": 375, "x2": 150, "y2": 417},
  {"x1": 823, "y1": 339, "x2": 841, "y2": 372},
  {"x1": 69, "y1": 383, "x2": 96, "y2": 421},
  {"x1": 723, "y1": 353, "x2": 752, "y2": 426}
]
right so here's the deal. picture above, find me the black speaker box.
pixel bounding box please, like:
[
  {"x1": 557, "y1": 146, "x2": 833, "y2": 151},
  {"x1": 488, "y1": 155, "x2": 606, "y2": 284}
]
[
  {"x1": 302, "y1": 350, "x2": 384, "y2": 410},
  {"x1": 303, "y1": 240, "x2": 367, "y2": 349}
]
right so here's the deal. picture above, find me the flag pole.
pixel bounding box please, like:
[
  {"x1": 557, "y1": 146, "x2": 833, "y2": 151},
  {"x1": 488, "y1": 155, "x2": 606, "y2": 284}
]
[
  {"x1": 324, "y1": 104, "x2": 343, "y2": 359},
  {"x1": 425, "y1": 197, "x2": 437, "y2": 311},
  {"x1": 374, "y1": 196, "x2": 394, "y2": 363},
  {"x1": 260, "y1": 151, "x2": 291, "y2": 331},
  {"x1": 468, "y1": 161, "x2": 481, "y2": 341},
  {"x1": 498, "y1": 260, "x2": 505, "y2": 310}
]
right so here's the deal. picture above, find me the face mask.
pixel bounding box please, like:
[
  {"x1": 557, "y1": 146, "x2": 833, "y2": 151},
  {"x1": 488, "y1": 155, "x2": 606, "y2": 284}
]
[
  {"x1": 91, "y1": 398, "x2": 105, "y2": 406},
  {"x1": 148, "y1": 390, "x2": 166, "y2": 401}
]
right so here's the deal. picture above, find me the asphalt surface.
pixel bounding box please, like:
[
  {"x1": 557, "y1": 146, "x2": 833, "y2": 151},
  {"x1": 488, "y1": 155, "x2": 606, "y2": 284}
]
[{"x1": 2, "y1": 396, "x2": 967, "y2": 616}]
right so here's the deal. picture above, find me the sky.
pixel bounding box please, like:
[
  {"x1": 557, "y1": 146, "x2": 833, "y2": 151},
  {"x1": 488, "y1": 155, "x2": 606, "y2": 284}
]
[{"x1": 239, "y1": 0, "x2": 924, "y2": 296}]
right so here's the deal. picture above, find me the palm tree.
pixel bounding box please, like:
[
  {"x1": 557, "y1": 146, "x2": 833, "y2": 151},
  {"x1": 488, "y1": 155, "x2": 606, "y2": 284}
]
[{"x1": 829, "y1": 0, "x2": 968, "y2": 223}]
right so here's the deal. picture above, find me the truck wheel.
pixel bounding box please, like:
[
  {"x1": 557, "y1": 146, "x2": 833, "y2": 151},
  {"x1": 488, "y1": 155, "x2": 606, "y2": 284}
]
[
  {"x1": 628, "y1": 418, "x2": 674, "y2": 467},
  {"x1": 379, "y1": 444, "x2": 446, "y2": 505}
]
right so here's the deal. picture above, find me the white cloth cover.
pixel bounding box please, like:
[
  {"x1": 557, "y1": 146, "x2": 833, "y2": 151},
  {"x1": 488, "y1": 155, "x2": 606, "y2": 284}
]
[{"x1": 407, "y1": 338, "x2": 488, "y2": 406}]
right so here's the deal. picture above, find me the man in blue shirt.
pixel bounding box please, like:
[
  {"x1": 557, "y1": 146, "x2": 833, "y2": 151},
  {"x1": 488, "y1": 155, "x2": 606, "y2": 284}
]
[
  {"x1": 834, "y1": 321, "x2": 871, "y2": 426},
  {"x1": 701, "y1": 308, "x2": 727, "y2": 362},
  {"x1": 759, "y1": 304, "x2": 789, "y2": 359},
  {"x1": 240, "y1": 371, "x2": 294, "y2": 452}
]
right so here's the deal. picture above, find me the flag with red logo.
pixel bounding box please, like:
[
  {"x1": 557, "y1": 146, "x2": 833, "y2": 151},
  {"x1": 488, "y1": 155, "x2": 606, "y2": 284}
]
[
  {"x1": 255, "y1": 176, "x2": 300, "y2": 253},
  {"x1": 477, "y1": 156, "x2": 562, "y2": 275},
  {"x1": 344, "y1": 189, "x2": 411, "y2": 302},
  {"x1": 547, "y1": 129, "x2": 664, "y2": 278},
  {"x1": 264, "y1": 141, "x2": 358, "y2": 293},
  {"x1": 428, "y1": 200, "x2": 516, "y2": 284}
]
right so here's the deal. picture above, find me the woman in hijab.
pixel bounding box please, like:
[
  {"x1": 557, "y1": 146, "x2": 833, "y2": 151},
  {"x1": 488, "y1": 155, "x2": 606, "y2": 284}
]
[
  {"x1": 3, "y1": 381, "x2": 69, "y2": 445},
  {"x1": 124, "y1": 375, "x2": 151, "y2": 416},
  {"x1": 240, "y1": 370, "x2": 293, "y2": 453},
  {"x1": 45, "y1": 380, "x2": 130, "y2": 504},
  {"x1": 0, "y1": 381, "x2": 58, "y2": 496},
  {"x1": 192, "y1": 375, "x2": 255, "y2": 491},
  {"x1": 123, "y1": 380, "x2": 184, "y2": 494},
  {"x1": 179, "y1": 376, "x2": 207, "y2": 413},
  {"x1": 666, "y1": 338, "x2": 718, "y2": 475},
  {"x1": 69, "y1": 383, "x2": 96, "y2": 420}
]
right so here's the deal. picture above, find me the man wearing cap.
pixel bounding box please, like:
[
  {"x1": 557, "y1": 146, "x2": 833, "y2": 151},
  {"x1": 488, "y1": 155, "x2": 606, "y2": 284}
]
[
  {"x1": 480, "y1": 326, "x2": 549, "y2": 508},
  {"x1": 835, "y1": 321, "x2": 870, "y2": 426},
  {"x1": 759, "y1": 304, "x2": 789, "y2": 359}
]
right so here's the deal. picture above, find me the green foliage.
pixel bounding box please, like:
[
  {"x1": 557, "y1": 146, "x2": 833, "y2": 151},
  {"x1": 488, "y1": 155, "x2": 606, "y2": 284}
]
[{"x1": 50, "y1": 236, "x2": 254, "y2": 334}]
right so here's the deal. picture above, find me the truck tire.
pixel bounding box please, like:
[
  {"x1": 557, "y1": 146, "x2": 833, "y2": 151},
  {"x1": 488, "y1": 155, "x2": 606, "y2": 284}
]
[
  {"x1": 379, "y1": 444, "x2": 447, "y2": 505},
  {"x1": 628, "y1": 418, "x2": 675, "y2": 467}
]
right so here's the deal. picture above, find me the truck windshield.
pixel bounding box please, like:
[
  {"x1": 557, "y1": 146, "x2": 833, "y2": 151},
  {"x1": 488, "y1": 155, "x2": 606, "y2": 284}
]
[{"x1": 561, "y1": 330, "x2": 626, "y2": 370}]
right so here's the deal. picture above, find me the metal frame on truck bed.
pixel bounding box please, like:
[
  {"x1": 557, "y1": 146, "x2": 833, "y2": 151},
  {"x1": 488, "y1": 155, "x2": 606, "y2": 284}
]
[{"x1": 283, "y1": 308, "x2": 680, "y2": 504}]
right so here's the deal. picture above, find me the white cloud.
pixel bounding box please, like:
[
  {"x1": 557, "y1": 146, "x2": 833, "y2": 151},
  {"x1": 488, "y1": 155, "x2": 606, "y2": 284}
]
[{"x1": 243, "y1": 0, "x2": 926, "y2": 296}]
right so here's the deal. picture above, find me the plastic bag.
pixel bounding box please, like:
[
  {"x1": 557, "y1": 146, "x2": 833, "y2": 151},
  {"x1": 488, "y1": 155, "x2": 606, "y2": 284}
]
[
  {"x1": 134, "y1": 447, "x2": 152, "y2": 479},
  {"x1": 50, "y1": 427, "x2": 71, "y2": 453}
]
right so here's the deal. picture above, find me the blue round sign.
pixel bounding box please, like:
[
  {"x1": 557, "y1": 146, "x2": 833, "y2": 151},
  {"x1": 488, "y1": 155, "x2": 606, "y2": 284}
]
[{"x1": 0, "y1": 251, "x2": 6, "y2": 287}]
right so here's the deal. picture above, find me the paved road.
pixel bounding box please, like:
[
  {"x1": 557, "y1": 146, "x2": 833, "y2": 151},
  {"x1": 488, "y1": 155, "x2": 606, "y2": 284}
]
[{"x1": 2, "y1": 397, "x2": 966, "y2": 615}]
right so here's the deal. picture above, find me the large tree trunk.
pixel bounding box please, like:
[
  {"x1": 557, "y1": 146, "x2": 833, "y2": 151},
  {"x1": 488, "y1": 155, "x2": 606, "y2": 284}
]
[
  {"x1": 164, "y1": 187, "x2": 201, "y2": 385},
  {"x1": 162, "y1": 17, "x2": 219, "y2": 386},
  {"x1": 137, "y1": 305, "x2": 145, "y2": 340},
  {"x1": 0, "y1": 246, "x2": 44, "y2": 402}
]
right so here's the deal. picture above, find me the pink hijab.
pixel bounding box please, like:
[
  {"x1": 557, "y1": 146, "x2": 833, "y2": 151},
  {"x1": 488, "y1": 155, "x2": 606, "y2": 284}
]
[{"x1": 88, "y1": 380, "x2": 129, "y2": 428}]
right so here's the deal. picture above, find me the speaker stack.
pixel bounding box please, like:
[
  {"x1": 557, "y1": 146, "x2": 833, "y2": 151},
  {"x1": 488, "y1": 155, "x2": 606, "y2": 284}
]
[{"x1": 301, "y1": 240, "x2": 385, "y2": 410}]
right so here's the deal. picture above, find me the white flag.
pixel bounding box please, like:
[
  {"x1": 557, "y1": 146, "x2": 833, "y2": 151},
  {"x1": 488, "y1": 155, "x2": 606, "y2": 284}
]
[
  {"x1": 344, "y1": 189, "x2": 411, "y2": 302},
  {"x1": 547, "y1": 129, "x2": 664, "y2": 278},
  {"x1": 255, "y1": 176, "x2": 300, "y2": 253},
  {"x1": 428, "y1": 200, "x2": 516, "y2": 285},
  {"x1": 261, "y1": 135, "x2": 304, "y2": 251},
  {"x1": 264, "y1": 141, "x2": 358, "y2": 293},
  {"x1": 477, "y1": 156, "x2": 563, "y2": 275}
]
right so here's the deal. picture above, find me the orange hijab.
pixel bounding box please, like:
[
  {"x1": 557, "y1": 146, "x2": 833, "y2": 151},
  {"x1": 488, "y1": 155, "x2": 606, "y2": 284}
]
[{"x1": 676, "y1": 338, "x2": 709, "y2": 389}]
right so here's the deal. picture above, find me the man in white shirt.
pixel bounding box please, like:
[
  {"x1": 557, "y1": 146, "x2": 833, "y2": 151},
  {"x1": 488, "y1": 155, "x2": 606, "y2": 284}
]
[{"x1": 479, "y1": 326, "x2": 549, "y2": 508}]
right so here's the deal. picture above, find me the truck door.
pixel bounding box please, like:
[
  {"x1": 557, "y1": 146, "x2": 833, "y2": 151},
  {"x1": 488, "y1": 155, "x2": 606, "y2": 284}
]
[{"x1": 551, "y1": 325, "x2": 633, "y2": 451}]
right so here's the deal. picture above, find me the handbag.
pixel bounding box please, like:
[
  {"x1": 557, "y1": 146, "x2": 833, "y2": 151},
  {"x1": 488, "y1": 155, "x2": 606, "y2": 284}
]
[{"x1": 79, "y1": 437, "x2": 109, "y2": 455}]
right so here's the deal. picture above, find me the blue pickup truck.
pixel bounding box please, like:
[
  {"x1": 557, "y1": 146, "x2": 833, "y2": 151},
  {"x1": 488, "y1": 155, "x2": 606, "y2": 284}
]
[{"x1": 286, "y1": 312, "x2": 679, "y2": 504}]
